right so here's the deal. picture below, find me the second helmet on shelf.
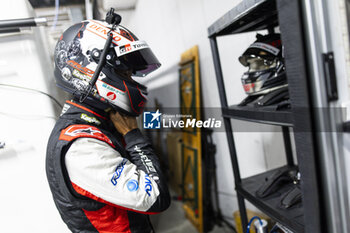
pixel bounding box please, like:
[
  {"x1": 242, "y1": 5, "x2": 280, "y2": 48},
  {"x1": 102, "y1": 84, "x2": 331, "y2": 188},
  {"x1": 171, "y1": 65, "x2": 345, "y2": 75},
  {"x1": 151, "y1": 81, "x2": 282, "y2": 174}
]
[{"x1": 239, "y1": 33, "x2": 287, "y2": 97}]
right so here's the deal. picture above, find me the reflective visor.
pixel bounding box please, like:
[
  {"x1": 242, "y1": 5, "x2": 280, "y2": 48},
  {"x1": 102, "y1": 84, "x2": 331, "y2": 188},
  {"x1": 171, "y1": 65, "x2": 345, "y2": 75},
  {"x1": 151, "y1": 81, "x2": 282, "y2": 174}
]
[
  {"x1": 246, "y1": 57, "x2": 277, "y2": 72},
  {"x1": 114, "y1": 40, "x2": 161, "y2": 77},
  {"x1": 239, "y1": 42, "x2": 280, "y2": 66}
]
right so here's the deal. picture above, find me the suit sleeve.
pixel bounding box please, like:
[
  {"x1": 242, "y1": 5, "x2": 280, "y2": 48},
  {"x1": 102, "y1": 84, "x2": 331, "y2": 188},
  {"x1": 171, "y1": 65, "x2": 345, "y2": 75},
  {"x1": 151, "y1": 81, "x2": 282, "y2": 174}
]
[
  {"x1": 65, "y1": 129, "x2": 170, "y2": 214},
  {"x1": 123, "y1": 129, "x2": 171, "y2": 213}
]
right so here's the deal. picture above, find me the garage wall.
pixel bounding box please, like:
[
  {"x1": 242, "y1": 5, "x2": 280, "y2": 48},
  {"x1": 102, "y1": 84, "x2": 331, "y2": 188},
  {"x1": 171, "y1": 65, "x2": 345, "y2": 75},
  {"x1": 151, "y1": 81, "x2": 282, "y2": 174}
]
[
  {"x1": 0, "y1": 1, "x2": 70, "y2": 233},
  {"x1": 122, "y1": 0, "x2": 287, "y2": 223}
]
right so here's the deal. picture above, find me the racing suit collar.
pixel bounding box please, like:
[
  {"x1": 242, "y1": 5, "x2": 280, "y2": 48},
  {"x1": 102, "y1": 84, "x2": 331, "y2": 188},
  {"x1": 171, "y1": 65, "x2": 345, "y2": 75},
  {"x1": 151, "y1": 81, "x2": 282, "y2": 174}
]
[
  {"x1": 61, "y1": 99, "x2": 124, "y2": 143},
  {"x1": 68, "y1": 99, "x2": 110, "y2": 121}
]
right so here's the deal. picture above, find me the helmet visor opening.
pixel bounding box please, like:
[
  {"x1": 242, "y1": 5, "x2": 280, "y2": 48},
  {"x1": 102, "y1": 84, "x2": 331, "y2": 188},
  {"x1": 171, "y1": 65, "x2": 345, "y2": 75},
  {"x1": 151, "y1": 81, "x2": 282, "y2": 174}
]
[
  {"x1": 114, "y1": 41, "x2": 161, "y2": 77},
  {"x1": 122, "y1": 48, "x2": 161, "y2": 77}
]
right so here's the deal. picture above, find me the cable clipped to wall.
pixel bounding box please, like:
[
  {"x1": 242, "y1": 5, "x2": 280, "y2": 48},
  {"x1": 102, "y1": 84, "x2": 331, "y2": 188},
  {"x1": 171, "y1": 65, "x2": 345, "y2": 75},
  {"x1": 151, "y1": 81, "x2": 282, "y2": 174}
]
[{"x1": 51, "y1": 0, "x2": 60, "y2": 31}]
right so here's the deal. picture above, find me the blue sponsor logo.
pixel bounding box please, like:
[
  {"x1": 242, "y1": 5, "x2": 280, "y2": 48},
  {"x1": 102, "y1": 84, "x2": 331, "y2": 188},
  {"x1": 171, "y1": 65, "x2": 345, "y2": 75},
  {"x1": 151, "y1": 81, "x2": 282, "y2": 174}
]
[
  {"x1": 127, "y1": 179, "x2": 139, "y2": 192},
  {"x1": 143, "y1": 109, "x2": 161, "y2": 129},
  {"x1": 145, "y1": 174, "x2": 152, "y2": 196},
  {"x1": 111, "y1": 159, "x2": 127, "y2": 186}
]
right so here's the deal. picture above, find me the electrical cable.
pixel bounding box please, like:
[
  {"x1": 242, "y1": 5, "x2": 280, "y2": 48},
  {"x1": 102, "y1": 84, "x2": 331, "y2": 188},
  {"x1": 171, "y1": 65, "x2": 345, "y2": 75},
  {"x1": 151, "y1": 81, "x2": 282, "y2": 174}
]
[
  {"x1": 51, "y1": 0, "x2": 60, "y2": 31},
  {"x1": 204, "y1": 128, "x2": 238, "y2": 233},
  {"x1": 0, "y1": 111, "x2": 57, "y2": 120},
  {"x1": 0, "y1": 83, "x2": 63, "y2": 108},
  {"x1": 246, "y1": 216, "x2": 263, "y2": 233},
  {"x1": 79, "y1": 9, "x2": 121, "y2": 103},
  {"x1": 268, "y1": 224, "x2": 279, "y2": 233}
]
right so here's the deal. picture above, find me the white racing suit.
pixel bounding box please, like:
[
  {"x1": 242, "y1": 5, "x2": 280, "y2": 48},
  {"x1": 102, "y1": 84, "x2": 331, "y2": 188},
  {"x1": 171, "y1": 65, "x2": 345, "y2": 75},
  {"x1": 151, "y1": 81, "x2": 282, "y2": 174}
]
[{"x1": 46, "y1": 100, "x2": 170, "y2": 233}]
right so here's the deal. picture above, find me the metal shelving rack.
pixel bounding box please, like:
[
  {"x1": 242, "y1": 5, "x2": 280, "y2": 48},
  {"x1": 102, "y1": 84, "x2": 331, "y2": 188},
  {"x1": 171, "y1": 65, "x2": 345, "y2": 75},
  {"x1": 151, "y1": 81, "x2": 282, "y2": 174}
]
[{"x1": 208, "y1": 0, "x2": 324, "y2": 232}]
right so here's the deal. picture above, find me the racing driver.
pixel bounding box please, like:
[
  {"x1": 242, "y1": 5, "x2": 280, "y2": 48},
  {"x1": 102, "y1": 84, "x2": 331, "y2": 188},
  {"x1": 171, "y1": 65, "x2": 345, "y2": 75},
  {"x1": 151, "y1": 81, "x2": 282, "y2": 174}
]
[{"x1": 46, "y1": 14, "x2": 170, "y2": 233}]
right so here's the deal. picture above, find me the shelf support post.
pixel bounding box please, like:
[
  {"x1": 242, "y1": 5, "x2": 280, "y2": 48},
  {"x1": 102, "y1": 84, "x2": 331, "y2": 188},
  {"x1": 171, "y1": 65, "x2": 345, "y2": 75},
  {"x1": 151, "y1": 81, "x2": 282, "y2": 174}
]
[
  {"x1": 282, "y1": 126, "x2": 294, "y2": 166},
  {"x1": 209, "y1": 36, "x2": 248, "y2": 230}
]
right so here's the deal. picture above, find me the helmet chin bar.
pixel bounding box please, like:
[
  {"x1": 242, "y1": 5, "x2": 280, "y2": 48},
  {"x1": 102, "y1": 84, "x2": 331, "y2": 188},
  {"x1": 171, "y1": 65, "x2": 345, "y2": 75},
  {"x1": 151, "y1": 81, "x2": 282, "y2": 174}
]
[{"x1": 79, "y1": 8, "x2": 122, "y2": 103}]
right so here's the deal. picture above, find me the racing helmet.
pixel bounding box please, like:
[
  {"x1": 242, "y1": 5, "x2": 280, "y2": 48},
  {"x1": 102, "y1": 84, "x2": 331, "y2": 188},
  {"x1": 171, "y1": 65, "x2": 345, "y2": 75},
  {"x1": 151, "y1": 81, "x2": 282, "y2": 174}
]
[
  {"x1": 239, "y1": 33, "x2": 287, "y2": 96},
  {"x1": 54, "y1": 19, "x2": 161, "y2": 116}
]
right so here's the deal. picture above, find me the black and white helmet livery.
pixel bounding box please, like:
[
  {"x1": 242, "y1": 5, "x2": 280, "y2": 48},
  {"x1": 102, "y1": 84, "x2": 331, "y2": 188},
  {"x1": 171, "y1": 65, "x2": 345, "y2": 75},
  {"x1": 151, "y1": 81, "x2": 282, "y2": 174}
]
[
  {"x1": 54, "y1": 19, "x2": 161, "y2": 116},
  {"x1": 239, "y1": 33, "x2": 287, "y2": 96}
]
